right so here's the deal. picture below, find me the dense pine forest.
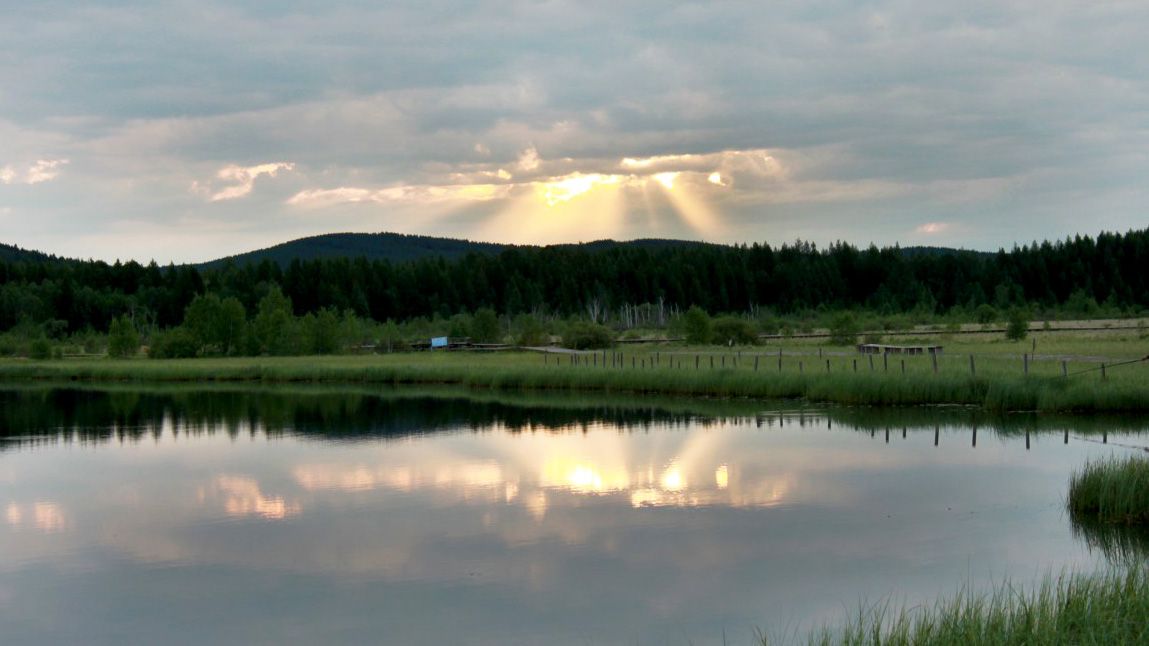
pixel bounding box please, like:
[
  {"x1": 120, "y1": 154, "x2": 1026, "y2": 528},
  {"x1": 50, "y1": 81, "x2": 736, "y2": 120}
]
[{"x1": 1, "y1": 228, "x2": 1146, "y2": 356}]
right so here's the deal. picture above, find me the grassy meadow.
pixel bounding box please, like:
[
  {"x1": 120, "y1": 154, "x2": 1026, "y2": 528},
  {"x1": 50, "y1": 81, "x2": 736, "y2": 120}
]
[{"x1": 0, "y1": 326, "x2": 1145, "y2": 412}]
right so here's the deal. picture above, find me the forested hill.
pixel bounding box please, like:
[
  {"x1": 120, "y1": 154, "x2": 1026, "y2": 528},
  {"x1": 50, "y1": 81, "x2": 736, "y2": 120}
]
[
  {"x1": 198, "y1": 232, "x2": 510, "y2": 269},
  {"x1": 198, "y1": 232, "x2": 722, "y2": 268},
  {"x1": 1, "y1": 228, "x2": 1146, "y2": 334},
  {"x1": 0, "y1": 242, "x2": 58, "y2": 264}
]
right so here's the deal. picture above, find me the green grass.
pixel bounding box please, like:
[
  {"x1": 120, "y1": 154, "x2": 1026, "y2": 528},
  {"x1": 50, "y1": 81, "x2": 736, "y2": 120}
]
[
  {"x1": 1069, "y1": 457, "x2": 1149, "y2": 525},
  {"x1": 0, "y1": 330, "x2": 1145, "y2": 412},
  {"x1": 0, "y1": 341, "x2": 1146, "y2": 413},
  {"x1": 791, "y1": 568, "x2": 1149, "y2": 646}
]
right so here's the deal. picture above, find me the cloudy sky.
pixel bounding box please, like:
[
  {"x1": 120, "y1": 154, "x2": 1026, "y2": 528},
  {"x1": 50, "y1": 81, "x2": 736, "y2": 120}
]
[{"x1": 1, "y1": 1, "x2": 1146, "y2": 263}]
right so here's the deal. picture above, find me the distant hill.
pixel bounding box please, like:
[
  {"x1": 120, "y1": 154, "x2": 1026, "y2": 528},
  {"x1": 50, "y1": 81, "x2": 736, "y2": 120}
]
[
  {"x1": 0, "y1": 242, "x2": 58, "y2": 264},
  {"x1": 197, "y1": 232, "x2": 723, "y2": 268},
  {"x1": 198, "y1": 232, "x2": 510, "y2": 269}
]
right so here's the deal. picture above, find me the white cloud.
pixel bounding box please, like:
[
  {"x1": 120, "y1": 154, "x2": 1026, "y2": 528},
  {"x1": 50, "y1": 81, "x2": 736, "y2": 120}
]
[
  {"x1": 199, "y1": 162, "x2": 294, "y2": 201},
  {"x1": 915, "y1": 222, "x2": 950, "y2": 235},
  {"x1": 0, "y1": 159, "x2": 69, "y2": 185}
]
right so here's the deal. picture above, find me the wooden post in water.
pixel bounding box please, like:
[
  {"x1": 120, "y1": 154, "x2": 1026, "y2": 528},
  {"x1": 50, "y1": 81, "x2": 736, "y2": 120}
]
[
  {"x1": 934, "y1": 425, "x2": 939, "y2": 446},
  {"x1": 1064, "y1": 428, "x2": 1069, "y2": 444},
  {"x1": 972, "y1": 425, "x2": 977, "y2": 448},
  {"x1": 885, "y1": 427, "x2": 889, "y2": 444},
  {"x1": 1025, "y1": 430, "x2": 1030, "y2": 450}
]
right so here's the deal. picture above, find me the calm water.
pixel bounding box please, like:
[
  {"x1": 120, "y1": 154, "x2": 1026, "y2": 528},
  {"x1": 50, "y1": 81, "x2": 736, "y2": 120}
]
[{"x1": 2, "y1": 386, "x2": 1148, "y2": 645}]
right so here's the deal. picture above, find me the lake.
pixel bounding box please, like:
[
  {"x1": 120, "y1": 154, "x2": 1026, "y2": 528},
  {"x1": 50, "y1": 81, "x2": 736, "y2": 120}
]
[{"x1": 2, "y1": 386, "x2": 1147, "y2": 645}]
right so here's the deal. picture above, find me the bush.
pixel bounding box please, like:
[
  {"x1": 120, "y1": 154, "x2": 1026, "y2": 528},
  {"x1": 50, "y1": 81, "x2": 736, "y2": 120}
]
[
  {"x1": 828, "y1": 312, "x2": 860, "y2": 345},
  {"x1": 682, "y1": 306, "x2": 712, "y2": 344},
  {"x1": 975, "y1": 303, "x2": 998, "y2": 325},
  {"x1": 107, "y1": 315, "x2": 140, "y2": 358},
  {"x1": 1006, "y1": 307, "x2": 1030, "y2": 341},
  {"x1": 149, "y1": 328, "x2": 200, "y2": 359},
  {"x1": 562, "y1": 321, "x2": 615, "y2": 350},
  {"x1": 512, "y1": 314, "x2": 548, "y2": 346},
  {"x1": 471, "y1": 308, "x2": 501, "y2": 343},
  {"x1": 711, "y1": 316, "x2": 758, "y2": 345},
  {"x1": 29, "y1": 337, "x2": 52, "y2": 360}
]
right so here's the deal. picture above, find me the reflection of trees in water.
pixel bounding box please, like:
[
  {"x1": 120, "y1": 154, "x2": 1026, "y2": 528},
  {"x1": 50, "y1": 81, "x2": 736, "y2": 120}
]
[
  {"x1": 0, "y1": 387, "x2": 715, "y2": 449},
  {"x1": 3, "y1": 386, "x2": 1148, "y2": 451},
  {"x1": 1071, "y1": 515, "x2": 1149, "y2": 566}
]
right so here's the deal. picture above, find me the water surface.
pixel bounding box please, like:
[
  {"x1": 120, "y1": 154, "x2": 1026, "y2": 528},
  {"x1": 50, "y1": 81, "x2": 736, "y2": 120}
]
[{"x1": 1, "y1": 386, "x2": 1146, "y2": 645}]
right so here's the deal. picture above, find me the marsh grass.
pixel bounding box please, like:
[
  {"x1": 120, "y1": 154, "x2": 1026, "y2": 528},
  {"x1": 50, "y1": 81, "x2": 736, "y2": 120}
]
[
  {"x1": 1069, "y1": 457, "x2": 1149, "y2": 525},
  {"x1": 794, "y1": 568, "x2": 1149, "y2": 646},
  {"x1": 0, "y1": 334, "x2": 1146, "y2": 412}
]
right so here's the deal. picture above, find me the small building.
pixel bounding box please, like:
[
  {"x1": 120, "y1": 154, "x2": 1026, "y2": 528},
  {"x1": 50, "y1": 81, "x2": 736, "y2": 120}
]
[{"x1": 856, "y1": 343, "x2": 943, "y2": 355}]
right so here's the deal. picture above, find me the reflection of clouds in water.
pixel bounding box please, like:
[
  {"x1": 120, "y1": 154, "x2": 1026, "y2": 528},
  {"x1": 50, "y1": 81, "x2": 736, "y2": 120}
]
[
  {"x1": 291, "y1": 431, "x2": 798, "y2": 513},
  {"x1": 5, "y1": 501, "x2": 68, "y2": 532},
  {"x1": 200, "y1": 475, "x2": 300, "y2": 521}
]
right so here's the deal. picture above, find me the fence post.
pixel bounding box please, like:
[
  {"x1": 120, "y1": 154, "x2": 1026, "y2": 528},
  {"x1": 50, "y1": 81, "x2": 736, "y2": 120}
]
[
  {"x1": 632, "y1": 356, "x2": 636, "y2": 369},
  {"x1": 754, "y1": 356, "x2": 759, "y2": 372},
  {"x1": 1023, "y1": 353, "x2": 1028, "y2": 377},
  {"x1": 853, "y1": 359, "x2": 857, "y2": 372},
  {"x1": 969, "y1": 354, "x2": 975, "y2": 377},
  {"x1": 1062, "y1": 360, "x2": 1067, "y2": 377},
  {"x1": 721, "y1": 356, "x2": 725, "y2": 368},
  {"x1": 931, "y1": 352, "x2": 938, "y2": 374},
  {"x1": 869, "y1": 355, "x2": 874, "y2": 371},
  {"x1": 710, "y1": 356, "x2": 714, "y2": 369},
  {"x1": 883, "y1": 353, "x2": 888, "y2": 372},
  {"x1": 799, "y1": 361, "x2": 803, "y2": 374},
  {"x1": 696, "y1": 355, "x2": 699, "y2": 370},
  {"x1": 826, "y1": 359, "x2": 831, "y2": 373},
  {"x1": 1101, "y1": 363, "x2": 1107, "y2": 381},
  {"x1": 901, "y1": 359, "x2": 905, "y2": 375}
]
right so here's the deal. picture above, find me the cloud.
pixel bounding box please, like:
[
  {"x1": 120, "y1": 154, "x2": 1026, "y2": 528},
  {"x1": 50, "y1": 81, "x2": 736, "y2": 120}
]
[
  {"x1": 0, "y1": 159, "x2": 69, "y2": 185},
  {"x1": 197, "y1": 162, "x2": 294, "y2": 201},
  {"x1": 4, "y1": 2, "x2": 1149, "y2": 260},
  {"x1": 915, "y1": 222, "x2": 951, "y2": 235}
]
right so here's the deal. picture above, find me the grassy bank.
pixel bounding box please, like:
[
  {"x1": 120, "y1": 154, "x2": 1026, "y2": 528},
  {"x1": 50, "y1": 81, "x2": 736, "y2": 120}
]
[
  {"x1": 792, "y1": 568, "x2": 1149, "y2": 646},
  {"x1": 0, "y1": 343, "x2": 1146, "y2": 412},
  {"x1": 1070, "y1": 457, "x2": 1149, "y2": 525}
]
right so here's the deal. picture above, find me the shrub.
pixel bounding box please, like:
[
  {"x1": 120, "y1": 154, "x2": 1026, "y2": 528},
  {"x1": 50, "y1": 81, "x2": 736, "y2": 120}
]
[
  {"x1": 107, "y1": 315, "x2": 140, "y2": 358},
  {"x1": 828, "y1": 312, "x2": 860, "y2": 345},
  {"x1": 975, "y1": 303, "x2": 998, "y2": 325},
  {"x1": 682, "y1": 306, "x2": 712, "y2": 344},
  {"x1": 562, "y1": 321, "x2": 615, "y2": 350},
  {"x1": 471, "y1": 308, "x2": 501, "y2": 343},
  {"x1": 513, "y1": 314, "x2": 548, "y2": 346},
  {"x1": 149, "y1": 328, "x2": 200, "y2": 359},
  {"x1": 29, "y1": 337, "x2": 52, "y2": 360},
  {"x1": 1006, "y1": 307, "x2": 1030, "y2": 341},
  {"x1": 711, "y1": 316, "x2": 758, "y2": 345}
]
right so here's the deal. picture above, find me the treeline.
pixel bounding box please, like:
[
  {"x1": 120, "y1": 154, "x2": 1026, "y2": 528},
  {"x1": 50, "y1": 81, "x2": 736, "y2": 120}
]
[{"x1": 1, "y1": 228, "x2": 1147, "y2": 354}]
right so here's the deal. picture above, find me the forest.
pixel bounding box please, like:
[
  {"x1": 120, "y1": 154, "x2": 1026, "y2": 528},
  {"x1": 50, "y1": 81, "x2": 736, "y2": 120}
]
[{"x1": 0, "y1": 227, "x2": 1147, "y2": 357}]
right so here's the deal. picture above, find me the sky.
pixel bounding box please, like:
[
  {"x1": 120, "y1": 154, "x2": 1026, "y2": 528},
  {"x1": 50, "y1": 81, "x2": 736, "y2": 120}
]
[{"x1": 1, "y1": 1, "x2": 1147, "y2": 264}]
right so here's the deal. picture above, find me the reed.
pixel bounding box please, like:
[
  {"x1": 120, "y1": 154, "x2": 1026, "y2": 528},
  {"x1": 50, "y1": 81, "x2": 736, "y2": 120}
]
[
  {"x1": 1069, "y1": 457, "x2": 1149, "y2": 525},
  {"x1": 793, "y1": 568, "x2": 1149, "y2": 646}
]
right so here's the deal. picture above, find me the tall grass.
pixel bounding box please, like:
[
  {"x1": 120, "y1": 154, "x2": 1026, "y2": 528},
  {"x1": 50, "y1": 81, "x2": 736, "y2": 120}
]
[
  {"x1": 1069, "y1": 457, "x2": 1149, "y2": 525},
  {"x1": 0, "y1": 348, "x2": 1146, "y2": 412},
  {"x1": 793, "y1": 568, "x2": 1149, "y2": 646}
]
